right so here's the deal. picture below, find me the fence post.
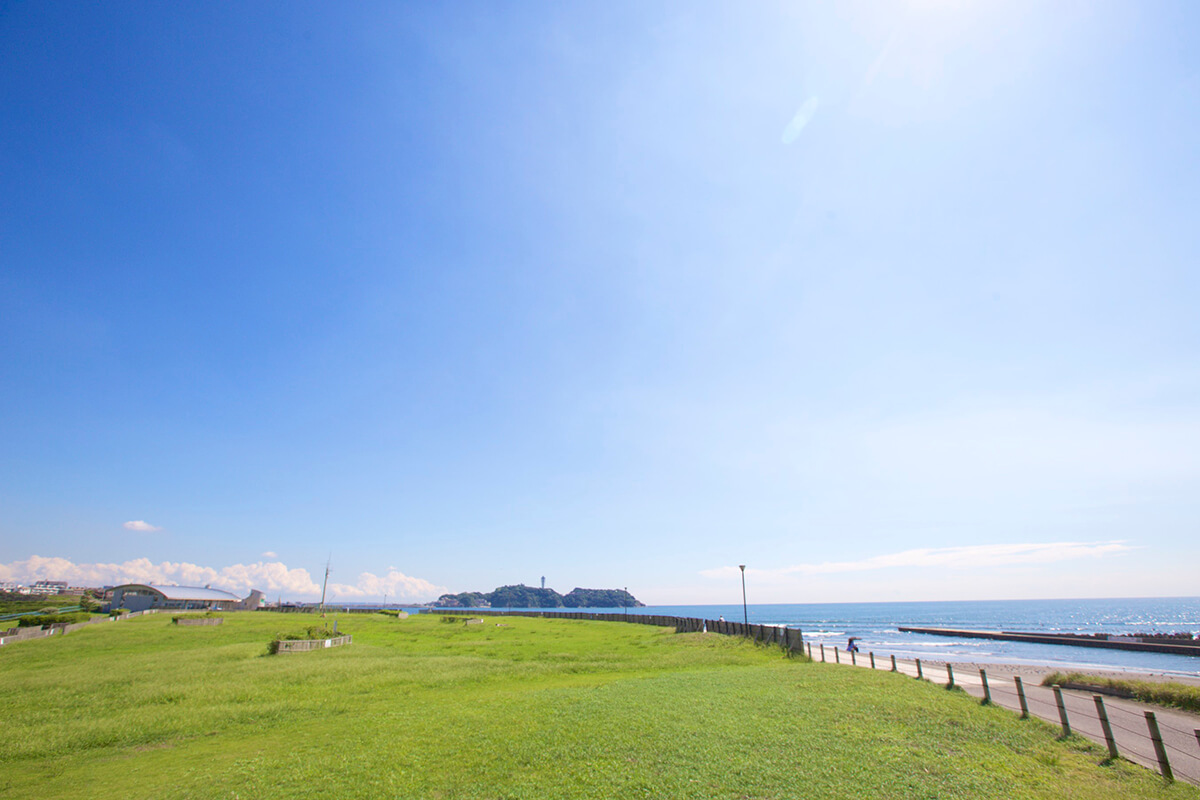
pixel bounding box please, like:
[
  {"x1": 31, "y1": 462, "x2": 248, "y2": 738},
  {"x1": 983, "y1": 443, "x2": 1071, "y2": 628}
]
[
  {"x1": 1144, "y1": 712, "x2": 1173, "y2": 782},
  {"x1": 834, "y1": 647, "x2": 840, "y2": 664},
  {"x1": 869, "y1": 652, "x2": 876, "y2": 669},
  {"x1": 820, "y1": 644, "x2": 826, "y2": 662},
  {"x1": 890, "y1": 654, "x2": 896, "y2": 672},
  {"x1": 1052, "y1": 686, "x2": 1070, "y2": 737},
  {"x1": 915, "y1": 658, "x2": 923, "y2": 680},
  {"x1": 1014, "y1": 677, "x2": 1029, "y2": 718},
  {"x1": 980, "y1": 669, "x2": 991, "y2": 705},
  {"x1": 946, "y1": 663, "x2": 954, "y2": 689},
  {"x1": 1093, "y1": 696, "x2": 1119, "y2": 761},
  {"x1": 850, "y1": 649, "x2": 856, "y2": 666}
]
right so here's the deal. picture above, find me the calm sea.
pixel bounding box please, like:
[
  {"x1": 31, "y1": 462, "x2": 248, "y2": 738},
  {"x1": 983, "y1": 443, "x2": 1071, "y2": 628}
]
[{"x1": 394, "y1": 597, "x2": 1200, "y2": 677}]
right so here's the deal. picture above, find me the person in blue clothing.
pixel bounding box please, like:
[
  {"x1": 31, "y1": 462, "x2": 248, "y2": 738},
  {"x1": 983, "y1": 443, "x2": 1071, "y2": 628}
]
[{"x1": 847, "y1": 637, "x2": 860, "y2": 653}]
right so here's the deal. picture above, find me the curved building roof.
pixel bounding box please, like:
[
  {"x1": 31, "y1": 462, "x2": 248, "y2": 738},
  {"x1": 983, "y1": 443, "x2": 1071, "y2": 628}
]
[{"x1": 116, "y1": 583, "x2": 241, "y2": 601}]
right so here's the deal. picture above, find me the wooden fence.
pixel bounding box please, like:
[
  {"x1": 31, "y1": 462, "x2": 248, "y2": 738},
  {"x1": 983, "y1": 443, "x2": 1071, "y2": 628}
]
[{"x1": 274, "y1": 634, "x2": 353, "y2": 653}]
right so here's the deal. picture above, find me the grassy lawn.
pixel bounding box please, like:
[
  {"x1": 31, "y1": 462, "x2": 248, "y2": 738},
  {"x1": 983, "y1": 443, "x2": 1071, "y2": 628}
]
[{"x1": 0, "y1": 612, "x2": 1195, "y2": 799}]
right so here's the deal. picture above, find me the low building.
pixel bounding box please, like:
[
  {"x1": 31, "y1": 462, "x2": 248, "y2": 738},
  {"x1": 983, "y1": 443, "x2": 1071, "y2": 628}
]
[
  {"x1": 108, "y1": 584, "x2": 263, "y2": 613},
  {"x1": 31, "y1": 580, "x2": 68, "y2": 595}
]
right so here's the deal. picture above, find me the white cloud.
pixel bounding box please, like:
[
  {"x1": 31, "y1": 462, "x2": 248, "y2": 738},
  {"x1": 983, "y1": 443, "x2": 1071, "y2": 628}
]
[
  {"x1": 0, "y1": 555, "x2": 446, "y2": 602},
  {"x1": 700, "y1": 541, "x2": 1134, "y2": 580},
  {"x1": 261, "y1": 551, "x2": 278, "y2": 559},
  {"x1": 123, "y1": 520, "x2": 162, "y2": 532},
  {"x1": 328, "y1": 568, "x2": 445, "y2": 602}
]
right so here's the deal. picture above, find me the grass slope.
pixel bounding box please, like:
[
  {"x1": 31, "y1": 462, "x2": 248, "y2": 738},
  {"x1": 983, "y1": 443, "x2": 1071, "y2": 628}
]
[
  {"x1": 1043, "y1": 671, "x2": 1200, "y2": 715},
  {"x1": 0, "y1": 613, "x2": 1195, "y2": 799}
]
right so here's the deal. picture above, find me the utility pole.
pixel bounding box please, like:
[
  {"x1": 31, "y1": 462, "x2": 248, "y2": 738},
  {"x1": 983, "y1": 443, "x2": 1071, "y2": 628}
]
[
  {"x1": 320, "y1": 558, "x2": 331, "y2": 614},
  {"x1": 739, "y1": 565, "x2": 748, "y2": 626}
]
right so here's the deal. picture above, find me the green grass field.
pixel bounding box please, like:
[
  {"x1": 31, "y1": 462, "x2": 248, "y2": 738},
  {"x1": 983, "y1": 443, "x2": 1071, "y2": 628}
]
[{"x1": 0, "y1": 612, "x2": 1195, "y2": 799}]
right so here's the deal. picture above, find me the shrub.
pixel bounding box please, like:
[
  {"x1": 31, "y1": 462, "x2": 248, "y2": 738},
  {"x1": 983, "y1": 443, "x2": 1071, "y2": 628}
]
[{"x1": 17, "y1": 613, "x2": 90, "y2": 627}]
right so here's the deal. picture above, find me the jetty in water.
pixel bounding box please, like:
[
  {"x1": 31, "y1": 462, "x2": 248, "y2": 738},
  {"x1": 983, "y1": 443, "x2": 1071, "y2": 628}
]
[{"x1": 897, "y1": 627, "x2": 1200, "y2": 657}]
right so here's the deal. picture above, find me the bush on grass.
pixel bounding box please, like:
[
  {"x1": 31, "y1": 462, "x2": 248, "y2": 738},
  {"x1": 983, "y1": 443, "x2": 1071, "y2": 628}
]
[
  {"x1": 267, "y1": 625, "x2": 344, "y2": 655},
  {"x1": 17, "y1": 612, "x2": 90, "y2": 627}
]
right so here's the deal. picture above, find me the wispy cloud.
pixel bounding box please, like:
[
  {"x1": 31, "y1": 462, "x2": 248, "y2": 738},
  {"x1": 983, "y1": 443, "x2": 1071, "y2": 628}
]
[
  {"x1": 0, "y1": 555, "x2": 446, "y2": 601},
  {"x1": 123, "y1": 520, "x2": 162, "y2": 532},
  {"x1": 261, "y1": 551, "x2": 278, "y2": 559},
  {"x1": 700, "y1": 541, "x2": 1134, "y2": 580},
  {"x1": 780, "y1": 96, "x2": 819, "y2": 143}
]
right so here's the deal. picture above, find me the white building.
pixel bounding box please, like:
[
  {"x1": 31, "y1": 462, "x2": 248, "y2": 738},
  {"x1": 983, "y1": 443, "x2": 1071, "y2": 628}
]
[{"x1": 109, "y1": 584, "x2": 264, "y2": 613}]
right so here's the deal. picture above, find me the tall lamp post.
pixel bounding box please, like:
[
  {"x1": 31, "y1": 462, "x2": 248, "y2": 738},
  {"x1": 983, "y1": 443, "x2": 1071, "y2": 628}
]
[{"x1": 739, "y1": 565, "x2": 747, "y2": 626}]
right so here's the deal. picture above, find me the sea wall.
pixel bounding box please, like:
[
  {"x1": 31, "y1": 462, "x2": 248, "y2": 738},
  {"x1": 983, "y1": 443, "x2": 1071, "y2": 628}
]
[{"x1": 897, "y1": 626, "x2": 1200, "y2": 657}]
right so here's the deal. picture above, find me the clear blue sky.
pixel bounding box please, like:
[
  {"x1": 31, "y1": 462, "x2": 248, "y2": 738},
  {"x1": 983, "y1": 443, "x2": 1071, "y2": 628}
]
[{"x1": 2, "y1": 1, "x2": 1198, "y2": 604}]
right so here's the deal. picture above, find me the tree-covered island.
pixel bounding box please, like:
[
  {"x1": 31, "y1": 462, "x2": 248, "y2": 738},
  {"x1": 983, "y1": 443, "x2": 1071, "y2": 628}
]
[{"x1": 434, "y1": 585, "x2": 643, "y2": 609}]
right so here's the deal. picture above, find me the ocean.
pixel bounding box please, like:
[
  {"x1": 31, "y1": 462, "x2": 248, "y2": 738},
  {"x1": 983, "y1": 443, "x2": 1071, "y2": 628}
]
[{"x1": 396, "y1": 597, "x2": 1200, "y2": 677}]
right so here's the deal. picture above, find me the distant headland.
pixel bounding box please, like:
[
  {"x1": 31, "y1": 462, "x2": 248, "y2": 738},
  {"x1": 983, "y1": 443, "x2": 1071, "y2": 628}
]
[{"x1": 434, "y1": 585, "x2": 643, "y2": 609}]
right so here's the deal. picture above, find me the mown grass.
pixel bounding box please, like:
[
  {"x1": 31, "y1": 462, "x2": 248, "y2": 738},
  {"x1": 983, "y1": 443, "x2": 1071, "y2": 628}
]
[
  {"x1": 1043, "y1": 671, "x2": 1200, "y2": 715},
  {"x1": 0, "y1": 612, "x2": 1195, "y2": 799}
]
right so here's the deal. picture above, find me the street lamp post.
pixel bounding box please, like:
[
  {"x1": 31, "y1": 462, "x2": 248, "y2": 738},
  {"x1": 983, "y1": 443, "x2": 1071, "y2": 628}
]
[{"x1": 739, "y1": 565, "x2": 748, "y2": 626}]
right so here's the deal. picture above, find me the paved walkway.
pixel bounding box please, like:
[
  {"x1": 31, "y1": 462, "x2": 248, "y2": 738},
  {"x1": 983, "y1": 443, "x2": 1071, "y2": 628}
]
[{"x1": 815, "y1": 646, "x2": 1200, "y2": 786}]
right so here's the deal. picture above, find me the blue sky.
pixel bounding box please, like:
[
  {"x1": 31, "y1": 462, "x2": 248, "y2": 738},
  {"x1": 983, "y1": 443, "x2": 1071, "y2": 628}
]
[{"x1": 2, "y1": 1, "x2": 1198, "y2": 604}]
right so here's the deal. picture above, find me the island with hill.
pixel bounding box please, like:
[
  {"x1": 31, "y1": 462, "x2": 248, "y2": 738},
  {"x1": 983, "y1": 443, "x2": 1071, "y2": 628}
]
[{"x1": 434, "y1": 585, "x2": 643, "y2": 609}]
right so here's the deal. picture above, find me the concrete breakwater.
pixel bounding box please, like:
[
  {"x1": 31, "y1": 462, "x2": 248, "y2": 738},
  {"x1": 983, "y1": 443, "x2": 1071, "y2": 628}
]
[{"x1": 898, "y1": 627, "x2": 1200, "y2": 656}]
